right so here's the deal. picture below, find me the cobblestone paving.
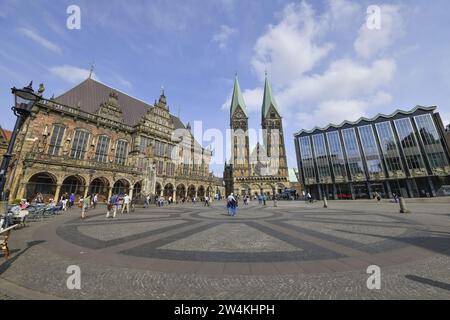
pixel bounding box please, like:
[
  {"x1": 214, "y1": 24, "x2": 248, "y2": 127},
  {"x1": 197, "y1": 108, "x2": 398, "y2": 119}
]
[{"x1": 1, "y1": 199, "x2": 450, "y2": 299}]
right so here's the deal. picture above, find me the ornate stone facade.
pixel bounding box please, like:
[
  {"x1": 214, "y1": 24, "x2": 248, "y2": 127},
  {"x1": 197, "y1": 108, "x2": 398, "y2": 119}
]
[
  {"x1": 4, "y1": 78, "x2": 223, "y2": 203},
  {"x1": 224, "y1": 76, "x2": 289, "y2": 197}
]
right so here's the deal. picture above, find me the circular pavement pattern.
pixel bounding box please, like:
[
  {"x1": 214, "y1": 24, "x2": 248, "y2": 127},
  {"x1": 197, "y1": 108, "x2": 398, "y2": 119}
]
[{"x1": 32, "y1": 201, "x2": 439, "y2": 275}]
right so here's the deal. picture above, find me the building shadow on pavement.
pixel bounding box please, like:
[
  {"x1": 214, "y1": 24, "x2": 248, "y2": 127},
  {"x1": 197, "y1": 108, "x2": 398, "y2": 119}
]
[
  {"x1": 405, "y1": 275, "x2": 450, "y2": 292},
  {"x1": 0, "y1": 240, "x2": 46, "y2": 275},
  {"x1": 331, "y1": 229, "x2": 450, "y2": 256}
]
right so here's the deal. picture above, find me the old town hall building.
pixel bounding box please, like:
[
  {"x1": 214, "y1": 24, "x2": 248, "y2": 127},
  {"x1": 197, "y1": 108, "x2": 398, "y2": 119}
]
[
  {"x1": 224, "y1": 75, "x2": 289, "y2": 196},
  {"x1": 3, "y1": 77, "x2": 223, "y2": 203}
]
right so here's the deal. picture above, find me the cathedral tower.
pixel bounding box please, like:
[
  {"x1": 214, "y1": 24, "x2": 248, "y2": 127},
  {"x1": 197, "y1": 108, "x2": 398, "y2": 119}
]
[
  {"x1": 230, "y1": 76, "x2": 250, "y2": 178},
  {"x1": 261, "y1": 75, "x2": 288, "y2": 178}
]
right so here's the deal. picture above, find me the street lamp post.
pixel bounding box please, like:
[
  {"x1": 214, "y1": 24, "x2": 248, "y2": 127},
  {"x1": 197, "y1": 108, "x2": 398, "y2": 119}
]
[{"x1": 0, "y1": 82, "x2": 40, "y2": 202}]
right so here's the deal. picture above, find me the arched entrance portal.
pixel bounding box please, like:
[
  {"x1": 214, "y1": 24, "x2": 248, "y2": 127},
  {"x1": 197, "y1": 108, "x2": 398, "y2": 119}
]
[
  {"x1": 155, "y1": 182, "x2": 162, "y2": 196},
  {"x1": 89, "y1": 177, "x2": 110, "y2": 200},
  {"x1": 26, "y1": 172, "x2": 57, "y2": 201},
  {"x1": 61, "y1": 175, "x2": 85, "y2": 198},
  {"x1": 112, "y1": 179, "x2": 130, "y2": 195},
  {"x1": 164, "y1": 183, "x2": 174, "y2": 198},
  {"x1": 133, "y1": 181, "x2": 143, "y2": 201},
  {"x1": 187, "y1": 185, "x2": 196, "y2": 199},
  {"x1": 197, "y1": 185, "x2": 205, "y2": 199},
  {"x1": 176, "y1": 184, "x2": 186, "y2": 200}
]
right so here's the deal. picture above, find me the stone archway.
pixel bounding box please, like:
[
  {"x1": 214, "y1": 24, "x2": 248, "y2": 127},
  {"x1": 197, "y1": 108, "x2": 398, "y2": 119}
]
[
  {"x1": 251, "y1": 184, "x2": 261, "y2": 196},
  {"x1": 164, "y1": 183, "x2": 174, "y2": 198},
  {"x1": 89, "y1": 177, "x2": 110, "y2": 200},
  {"x1": 276, "y1": 183, "x2": 286, "y2": 195},
  {"x1": 240, "y1": 184, "x2": 251, "y2": 196},
  {"x1": 155, "y1": 182, "x2": 162, "y2": 196},
  {"x1": 133, "y1": 181, "x2": 143, "y2": 200},
  {"x1": 176, "y1": 184, "x2": 186, "y2": 200},
  {"x1": 197, "y1": 185, "x2": 205, "y2": 199},
  {"x1": 112, "y1": 179, "x2": 130, "y2": 195},
  {"x1": 187, "y1": 185, "x2": 196, "y2": 199},
  {"x1": 61, "y1": 175, "x2": 86, "y2": 198},
  {"x1": 26, "y1": 172, "x2": 57, "y2": 202}
]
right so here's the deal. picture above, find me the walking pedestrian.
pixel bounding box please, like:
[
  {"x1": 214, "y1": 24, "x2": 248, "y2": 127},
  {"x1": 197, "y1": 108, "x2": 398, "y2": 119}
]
[
  {"x1": 81, "y1": 195, "x2": 90, "y2": 219},
  {"x1": 122, "y1": 194, "x2": 130, "y2": 214},
  {"x1": 93, "y1": 193, "x2": 98, "y2": 209},
  {"x1": 69, "y1": 193, "x2": 75, "y2": 208}
]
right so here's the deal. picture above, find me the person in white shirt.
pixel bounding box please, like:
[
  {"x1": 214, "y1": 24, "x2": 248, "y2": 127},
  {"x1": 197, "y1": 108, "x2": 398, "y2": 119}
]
[{"x1": 122, "y1": 194, "x2": 131, "y2": 214}]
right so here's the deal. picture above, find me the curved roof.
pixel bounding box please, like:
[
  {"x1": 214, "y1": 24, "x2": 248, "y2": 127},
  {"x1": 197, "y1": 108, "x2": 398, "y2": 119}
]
[{"x1": 294, "y1": 105, "x2": 436, "y2": 136}]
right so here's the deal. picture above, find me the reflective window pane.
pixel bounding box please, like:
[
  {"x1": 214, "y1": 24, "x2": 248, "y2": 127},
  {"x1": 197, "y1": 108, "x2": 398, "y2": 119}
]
[
  {"x1": 358, "y1": 125, "x2": 384, "y2": 179},
  {"x1": 312, "y1": 134, "x2": 331, "y2": 182},
  {"x1": 326, "y1": 131, "x2": 347, "y2": 182},
  {"x1": 299, "y1": 136, "x2": 316, "y2": 184},
  {"x1": 414, "y1": 114, "x2": 449, "y2": 173},
  {"x1": 375, "y1": 121, "x2": 405, "y2": 177},
  {"x1": 342, "y1": 128, "x2": 365, "y2": 181},
  {"x1": 394, "y1": 118, "x2": 427, "y2": 175}
]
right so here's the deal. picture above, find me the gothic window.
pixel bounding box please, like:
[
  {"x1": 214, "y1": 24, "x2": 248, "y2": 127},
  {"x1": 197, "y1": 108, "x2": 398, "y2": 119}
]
[
  {"x1": 70, "y1": 129, "x2": 89, "y2": 159},
  {"x1": 115, "y1": 140, "x2": 128, "y2": 165},
  {"x1": 95, "y1": 135, "x2": 110, "y2": 163},
  {"x1": 48, "y1": 125, "x2": 65, "y2": 156}
]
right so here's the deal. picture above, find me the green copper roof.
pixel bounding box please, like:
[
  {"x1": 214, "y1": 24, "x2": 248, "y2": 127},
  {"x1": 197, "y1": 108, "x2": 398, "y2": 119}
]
[
  {"x1": 230, "y1": 76, "x2": 248, "y2": 118},
  {"x1": 262, "y1": 75, "x2": 280, "y2": 120}
]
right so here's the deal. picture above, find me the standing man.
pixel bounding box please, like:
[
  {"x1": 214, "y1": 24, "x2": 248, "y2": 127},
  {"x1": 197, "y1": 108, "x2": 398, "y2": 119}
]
[
  {"x1": 122, "y1": 194, "x2": 130, "y2": 214},
  {"x1": 93, "y1": 193, "x2": 98, "y2": 209},
  {"x1": 106, "y1": 194, "x2": 119, "y2": 218},
  {"x1": 69, "y1": 193, "x2": 75, "y2": 208}
]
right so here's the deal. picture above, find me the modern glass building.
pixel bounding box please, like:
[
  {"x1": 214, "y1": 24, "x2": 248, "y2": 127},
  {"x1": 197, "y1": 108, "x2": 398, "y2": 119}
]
[{"x1": 294, "y1": 106, "x2": 450, "y2": 200}]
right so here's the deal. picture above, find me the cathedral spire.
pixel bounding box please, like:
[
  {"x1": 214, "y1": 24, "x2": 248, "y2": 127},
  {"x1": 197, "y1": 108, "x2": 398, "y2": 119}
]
[
  {"x1": 262, "y1": 74, "x2": 280, "y2": 121},
  {"x1": 230, "y1": 75, "x2": 248, "y2": 119}
]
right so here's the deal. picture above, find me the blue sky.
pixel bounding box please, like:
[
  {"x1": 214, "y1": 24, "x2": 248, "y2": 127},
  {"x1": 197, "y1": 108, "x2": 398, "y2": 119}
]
[{"x1": 1, "y1": 0, "x2": 450, "y2": 176}]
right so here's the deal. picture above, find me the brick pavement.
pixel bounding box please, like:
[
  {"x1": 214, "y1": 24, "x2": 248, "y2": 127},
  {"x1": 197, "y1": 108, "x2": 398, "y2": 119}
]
[{"x1": 1, "y1": 199, "x2": 449, "y2": 299}]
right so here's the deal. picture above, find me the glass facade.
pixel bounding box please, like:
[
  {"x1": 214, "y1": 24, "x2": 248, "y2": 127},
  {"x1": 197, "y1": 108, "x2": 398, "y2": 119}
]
[
  {"x1": 393, "y1": 118, "x2": 427, "y2": 176},
  {"x1": 375, "y1": 121, "x2": 405, "y2": 177},
  {"x1": 342, "y1": 128, "x2": 365, "y2": 181},
  {"x1": 326, "y1": 131, "x2": 347, "y2": 182},
  {"x1": 299, "y1": 136, "x2": 316, "y2": 184},
  {"x1": 312, "y1": 134, "x2": 331, "y2": 183},
  {"x1": 414, "y1": 114, "x2": 449, "y2": 173},
  {"x1": 295, "y1": 108, "x2": 450, "y2": 200},
  {"x1": 358, "y1": 125, "x2": 385, "y2": 180}
]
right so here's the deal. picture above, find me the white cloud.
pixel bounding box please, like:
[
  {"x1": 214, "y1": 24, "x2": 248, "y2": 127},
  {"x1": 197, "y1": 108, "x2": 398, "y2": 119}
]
[
  {"x1": 212, "y1": 25, "x2": 237, "y2": 49},
  {"x1": 50, "y1": 65, "x2": 98, "y2": 84},
  {"x1": 222, "y1": 0, "x2": 403, "y2": 132},
  {"x1": 17, "y1": 28, "x2": 62, "y2": 54},
  {"x1": 354, "y1": 5, "x2": 404, "y2": 59},
  {"x1": 251, "y1": 1, "x2": 333, "y2": 85}
]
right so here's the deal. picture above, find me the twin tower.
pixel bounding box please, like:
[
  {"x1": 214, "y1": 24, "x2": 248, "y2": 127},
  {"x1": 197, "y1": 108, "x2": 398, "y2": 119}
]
[{"x1": 224, "y1": 75, "x2": 289, "y2": 197}]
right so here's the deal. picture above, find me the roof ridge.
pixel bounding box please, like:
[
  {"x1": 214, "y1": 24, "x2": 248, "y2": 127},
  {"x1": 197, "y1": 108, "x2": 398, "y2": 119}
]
[{"x1": 293, "y1": 105, "x2": 437, "y2": 136}]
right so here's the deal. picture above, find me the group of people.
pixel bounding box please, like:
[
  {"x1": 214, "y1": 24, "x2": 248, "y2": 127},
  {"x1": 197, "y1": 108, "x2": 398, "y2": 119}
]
[
  {"x1": 78, "y1": 193, "x2": 101, "y2": 219},
  {"x1": 105, "y1": 194, "x2": 131, "y2": 219}
]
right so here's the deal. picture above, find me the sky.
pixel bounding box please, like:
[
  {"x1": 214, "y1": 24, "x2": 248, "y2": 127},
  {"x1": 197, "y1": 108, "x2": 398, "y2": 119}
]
[{"x1": 1, "y1": 0, "x2": 450, "y2": 176}]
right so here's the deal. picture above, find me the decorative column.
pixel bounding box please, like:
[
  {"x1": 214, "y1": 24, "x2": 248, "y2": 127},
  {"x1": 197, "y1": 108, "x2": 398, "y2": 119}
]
[
  {"x1": 107, "y1": 187, "x2": 113, "y2": 200},
  {"x1": 17, "y1": 181, "x2": 27, "y2": 200},
  {"x1": 54, "y1": 184, "x2": 62, "y2": 202}
]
